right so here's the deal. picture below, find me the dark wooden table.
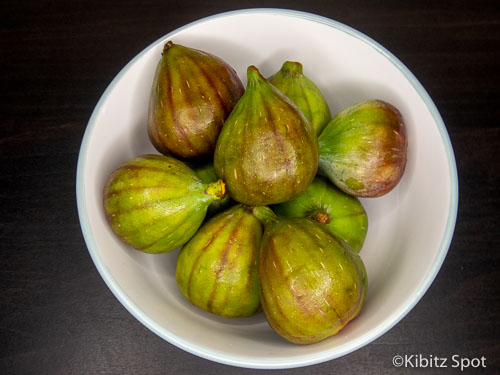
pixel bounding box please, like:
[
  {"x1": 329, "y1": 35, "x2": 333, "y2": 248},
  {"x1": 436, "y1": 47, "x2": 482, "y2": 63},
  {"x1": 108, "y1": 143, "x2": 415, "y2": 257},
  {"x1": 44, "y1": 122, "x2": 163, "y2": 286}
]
[{"x1": 2, "y1": 1, "x2": 499, "y2": 374}]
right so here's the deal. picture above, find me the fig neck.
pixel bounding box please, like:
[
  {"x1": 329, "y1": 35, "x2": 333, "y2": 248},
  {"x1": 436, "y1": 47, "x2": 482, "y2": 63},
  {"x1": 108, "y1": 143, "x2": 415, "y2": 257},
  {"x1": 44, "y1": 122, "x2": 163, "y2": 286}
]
[
  {"x1": 251, "y1": 206, "x2": 278, "y2": 226},
  {"x1": 246, "y1": 65, "x2": 267, "y2": 90},
  {"x1": 204, "y1": 179, "x2": 226, "y2": 201},
  {"x1": 281, "y1": 61, "x2": 303, "y2": 76},
  {"x1": 162, "y1": 40, "x2": 175, "y2": 55}
]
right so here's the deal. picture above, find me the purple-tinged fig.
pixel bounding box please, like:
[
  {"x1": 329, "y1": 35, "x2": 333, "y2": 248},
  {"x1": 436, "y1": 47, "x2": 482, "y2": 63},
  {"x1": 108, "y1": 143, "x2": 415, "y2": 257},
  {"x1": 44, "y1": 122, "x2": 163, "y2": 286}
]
[
  {"x1": 268, "y1": 61, "x2": 331, "y2": 135},
  {"x1": 318, "y1": 99, "x2": 407, "y2": 197},
  {"x1": 103, "y1": 154, "x2": 225, "y2": 253},
  {"x1": 148, "y1": 41, "x2": 244, "y2": 159},
  {"x1": 176, "y1": 205, "x2": 262, "y2": 317},
  {"x1": 252, "y1": 206, "x2": 367, "y2": 344},
  {"x1": 214, "y1": 65, "x2": 319, "y2": 206}
]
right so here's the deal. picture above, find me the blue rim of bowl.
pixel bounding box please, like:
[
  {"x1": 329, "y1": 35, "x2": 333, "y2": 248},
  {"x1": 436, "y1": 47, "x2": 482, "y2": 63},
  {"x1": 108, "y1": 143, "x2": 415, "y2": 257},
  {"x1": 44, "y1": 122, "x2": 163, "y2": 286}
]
[{"x1": 76, "y1": 8, "x2": 459, "y2": 369}]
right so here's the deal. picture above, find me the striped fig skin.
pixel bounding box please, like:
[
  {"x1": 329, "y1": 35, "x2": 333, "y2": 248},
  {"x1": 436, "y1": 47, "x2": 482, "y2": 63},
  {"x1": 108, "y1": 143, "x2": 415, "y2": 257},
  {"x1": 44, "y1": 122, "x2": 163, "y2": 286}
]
[
  {"x1": 176, "y1": 205, "x2": 262, "y2": 317},
  {"x1": 214, "y1": 65, "x2": 319, "y2": 206},
  {"x1": 273, "y1": 176, "x2": 368, "y2": 252},
  {"x1": 147, "y1": 41, "x2": 244, "y2": 159},
  {"x1": 103, "y1": 154, "x2": 225, "y2": 253},
  {"x1": 269, "y1": 61, "x2": 331, "y2": 135},
  {"x1": 253, "y1": 206, "x2": 367, "y2": 345},
  {"x1": 318, "y1": 99, "x2": 407, "y2": 197}
]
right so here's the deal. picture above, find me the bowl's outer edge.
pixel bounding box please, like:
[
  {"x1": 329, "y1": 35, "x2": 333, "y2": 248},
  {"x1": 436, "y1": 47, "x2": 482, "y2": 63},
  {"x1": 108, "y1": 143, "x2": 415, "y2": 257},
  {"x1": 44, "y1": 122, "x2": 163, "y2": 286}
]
[{"x1": 76, "y1": 8, "x2": 459, "y2": 369}]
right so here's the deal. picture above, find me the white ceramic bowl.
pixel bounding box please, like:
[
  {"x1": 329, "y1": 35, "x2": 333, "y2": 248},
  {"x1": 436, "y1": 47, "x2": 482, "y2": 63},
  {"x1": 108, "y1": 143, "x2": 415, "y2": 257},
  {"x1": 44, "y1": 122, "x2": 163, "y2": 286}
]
[{"x1": 76, "y1": 8, "x2": 458, "y2": 369}]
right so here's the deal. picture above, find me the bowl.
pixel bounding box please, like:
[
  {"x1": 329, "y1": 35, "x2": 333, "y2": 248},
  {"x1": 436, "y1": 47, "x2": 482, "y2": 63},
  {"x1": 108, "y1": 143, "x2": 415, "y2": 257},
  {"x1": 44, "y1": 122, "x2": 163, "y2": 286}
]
[{"x1": 76, "y1": 8, "x2": 458, "y2": 369}]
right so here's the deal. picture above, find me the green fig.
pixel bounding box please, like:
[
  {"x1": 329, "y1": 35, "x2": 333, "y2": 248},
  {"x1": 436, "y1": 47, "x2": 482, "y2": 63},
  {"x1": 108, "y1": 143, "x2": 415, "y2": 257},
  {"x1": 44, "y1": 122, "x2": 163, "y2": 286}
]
[
  {"x1": 103, "y1": 154, "x2": 225, "y2": 253},
  {"x1": 192, "y1": 162, "x2": 234, "y2": 218},
  {"x1": 252, "y1": 206, "x2": 367, "y2": 345},
  {"x1": 147, "y1": 41, "x2": 244, "y2": 159},
  {"x1": 318, "y1": 99, "x2": 407, "y2": 197},
  {"x1": 268, "y1": 61, "x2": 331, "y2": 135},
  {"x1": 214, "y1": 65, "x2": 319, "y2": 206},
  {"x1": 176, "y1": 205, "x2": 263, "y2": 317},
  {"x1": 273, "y1": 176, "x2": 368, "y2": 252}
]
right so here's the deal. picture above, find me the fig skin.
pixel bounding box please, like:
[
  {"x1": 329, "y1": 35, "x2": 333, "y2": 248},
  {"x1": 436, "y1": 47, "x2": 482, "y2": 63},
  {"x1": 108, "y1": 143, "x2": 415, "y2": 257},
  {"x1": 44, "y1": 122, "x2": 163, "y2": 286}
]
[
  {"x1": 103, "y1": 154, "x2": 225, "y2": 253},
  {"x1": 192, "y1": 162, "x2": 234, "y2": 218},
  {"x1": 273, "y1": 176, "x2": 368, "y2": 252},
  {"x1": 176, "y1": 205, "x2": 263, "y2": 318},
  {"x1": 214, "y1": 65, "x2": 319, "y2": 206},
  {"x1": 318, "y1": 99, "x2": 407, "y2": 197},
  {"x1": 147, "y1": 41, "x2": 244, "y2": 159},
  {"x1": 268, "y1": 61, "x2": 331, "y2": 135},
  {"x1": 252, "y1": 206, "x2": 367, "y2": 345}
]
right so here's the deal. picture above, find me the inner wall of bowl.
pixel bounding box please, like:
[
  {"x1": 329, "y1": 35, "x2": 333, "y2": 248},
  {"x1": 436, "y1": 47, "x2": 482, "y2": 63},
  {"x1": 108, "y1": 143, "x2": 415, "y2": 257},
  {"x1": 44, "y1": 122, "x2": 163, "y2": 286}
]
[{"x1": 83, "y1": 12, "x2": 452, "y2": 365}]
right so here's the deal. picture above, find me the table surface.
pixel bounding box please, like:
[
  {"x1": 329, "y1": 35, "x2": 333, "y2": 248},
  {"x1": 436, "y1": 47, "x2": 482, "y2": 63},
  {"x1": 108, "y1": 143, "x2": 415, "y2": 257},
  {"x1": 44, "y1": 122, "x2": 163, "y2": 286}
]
[{"x1": 2, "y1": 1, "x2": 499, "y2": 374}]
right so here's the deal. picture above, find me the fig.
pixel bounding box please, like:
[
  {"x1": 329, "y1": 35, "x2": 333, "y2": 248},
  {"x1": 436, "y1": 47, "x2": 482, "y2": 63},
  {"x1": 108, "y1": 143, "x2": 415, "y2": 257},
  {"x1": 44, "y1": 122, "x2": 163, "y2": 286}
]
[
  {"x1": 268, "y1": 61, "x2": 331, "y2": 135},
  {"x1": 214, "y1": 65, "x2": 319, "y2": 206},
  {"x1": 252, "y1": 206, "x2": 367, "y2": 345},
  {"x1": 273, "y1": 176, "x2": 368, "y2": 252},
  {"x1": 103, "y1": 154, "x2": 225, "y2": 253},
  {"x1": 147, "y1": 41, "x2": 244, "y2": 159},
  {"x1": 192, "y1": 162, "x2": 234, "y2": 218},
  {"x1": 318, "y1": 99, "x2": 407, "y2": 197},
  {"x1": 176, "y1": 205, "x2": 262, "y2": 317}
]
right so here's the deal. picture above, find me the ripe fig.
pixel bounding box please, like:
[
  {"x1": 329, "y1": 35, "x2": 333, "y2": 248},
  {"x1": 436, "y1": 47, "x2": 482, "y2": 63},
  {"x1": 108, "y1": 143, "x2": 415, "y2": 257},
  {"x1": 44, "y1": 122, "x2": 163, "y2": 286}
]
[
  {"x1": 214, "y1": 65, "x2": 319, "y2": 206},
  {"x1": 268, "y1": 61, "x2": 331, "y2": 135},
  {"x1": 192, "y1": 161, "x2": 234, "y2": 218},
  {"x1": 103, "y1": 154, "x2": 225, "y2": 253},
  {"x1": 318, "y1": 99, "x2": 407, "y2": 197},
  {"x1": 176, "y1": 205, "x2": 263, "y2": 317},
  {"x1": 273, "y1": 176, "x2": 368, "y2": 252},
  {"x1": 147, "y1": 41, "x2": 244, "y2": 159},
  {"x1": 252, "y1": 206, "x2": 367, "y2": 345}
]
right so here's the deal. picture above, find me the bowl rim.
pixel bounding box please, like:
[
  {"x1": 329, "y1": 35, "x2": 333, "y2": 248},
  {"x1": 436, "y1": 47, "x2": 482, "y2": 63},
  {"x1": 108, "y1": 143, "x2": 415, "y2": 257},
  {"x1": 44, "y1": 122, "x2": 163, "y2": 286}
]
[{"x1": 76, "y1": 7, "x2": 459, "y2": 369}]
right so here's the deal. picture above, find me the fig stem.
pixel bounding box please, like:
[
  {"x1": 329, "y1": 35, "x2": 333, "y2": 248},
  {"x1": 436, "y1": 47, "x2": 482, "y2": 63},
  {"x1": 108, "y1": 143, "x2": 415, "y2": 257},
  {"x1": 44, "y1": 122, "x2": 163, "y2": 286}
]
[
  {"x1": 246, "y1": 65, "x2": 266, "y2": 89},
  {"x1": 163, "y1": 40, "x2": 174, "y2": 54},
  {"x1": 311, "y1": 211, "x2": 331, "y2": 225},
  {"x1": 204, "y1": 179, "x2": 226, "y2": 201},
  {"x1": 251, "y1": 206, "x2": 277, "y2": 225},
  {"x1": 281, "y1": 61, "x2": 303, "y2": 75}
]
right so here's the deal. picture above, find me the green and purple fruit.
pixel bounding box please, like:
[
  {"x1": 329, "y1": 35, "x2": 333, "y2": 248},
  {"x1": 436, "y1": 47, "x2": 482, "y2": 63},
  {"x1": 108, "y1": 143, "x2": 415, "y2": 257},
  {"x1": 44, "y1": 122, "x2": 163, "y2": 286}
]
[
  {"x1": 176, "y1": 205, "x2": 263, "y2": 317},
  {"x1": 273, "y1": 176, "x2": 368, "y2": 252},
  {"x1": 147, "y1": 41, "x2": 244, "y2": 159},
  {"x1": 214, "y1": 65, "x2": 319, "y2": 206},
  {"x1": 103, "y1": 154, "x2": 225, "y2": 253},
  {"x1": 269, "y1": 61, "x2": 331, "y2": 135},
  {"x1": 253, "y1": 206, "x2": 367, "y2": 345},
  {"x1": 318, "y1": 99, "x2": 407, "y2": 197}
]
